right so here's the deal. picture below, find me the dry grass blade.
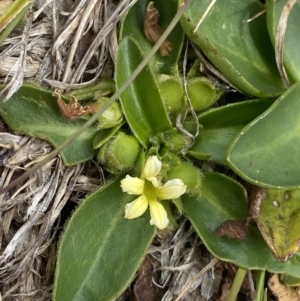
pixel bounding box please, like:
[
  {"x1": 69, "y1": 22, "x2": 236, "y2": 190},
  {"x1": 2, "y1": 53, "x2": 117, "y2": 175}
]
[
  {"x1": 247, "y1": 9, "x2": 266, "y2": 23},
  {"x1": 275, "y1": 0, "x2": 297, "y2": 88},
  {"x1": 147, "y1": 219, "x2": 223, "y2": 301},
  {"x1": 0, "y1": 0, "x2": 127, "y2": 93},
  {"x1": 70, "y1": 0, "x2": 138, "y2": 84},
  {"x1": 193, "y1": 0, "x2": 217, "y2": 33},
  {"x1": 190, "y1": 43, "x2": 240, "y2": 92},
  {"x1": 0, "y1": 133, "x2": 102, "y2": 300},
  {"x1": 61, "y1": 0, "x2": 99, "y2": 82},
  {"x1": 0, "y1": 10, "x2": 33, "y2": 101},
  {"x1": 175, "y1": 257, "x2": 219, "y2": 301}
]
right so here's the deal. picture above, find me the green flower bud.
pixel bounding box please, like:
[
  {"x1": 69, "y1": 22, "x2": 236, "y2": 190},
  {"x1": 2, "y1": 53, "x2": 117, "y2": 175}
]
[
  {"x1": 187, "y1": 77, "x2": 223, "y2": 112},
  {"x1": 159, "y1": 128, "x2": 189, "y2": 153},
  {"x1": 98, "y1": 131, "x2": 140, "y2": 174},
  {"x1": 93, "y1": 97, "x2": 123, "y2": 129},
  {"x1": 157, "y1": 75, "x2": 184, "y2": 113},
  {"x1": 165, "y1": 161, "x2": 202, "y2": 196}
]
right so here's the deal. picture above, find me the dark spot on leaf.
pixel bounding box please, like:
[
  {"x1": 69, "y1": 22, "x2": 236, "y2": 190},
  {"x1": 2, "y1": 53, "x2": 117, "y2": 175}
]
[{"x1": 214, "y1": 219, "x2": 248, "y2": 240}]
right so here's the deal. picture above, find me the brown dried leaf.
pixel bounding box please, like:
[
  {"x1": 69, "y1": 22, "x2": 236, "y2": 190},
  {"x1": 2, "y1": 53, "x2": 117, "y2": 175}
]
[
  {"x1": 214, "y1": 219, "x2": 248, "y2": 240},
  {"x1": 248, "y1": 185, "x2": 268, "y2": 221},
  {"x1": 0, "y1": 0, "x2": 13, "y2": 16},
  {"x1": 218, "y1": 282, "x2": 231, "y2": 301},
  {"x1": 268, "y1": 274, "x2": 299, "y2": 301},
  {"x1": 144, "y1": 2, "x2": 173, "y2": 56},
  {"x1": 134, "y1": 256, "x2": 157, "y2": 301},
  {"x1": 53, "y1": 89, "x2": 95, "y2": 120}
]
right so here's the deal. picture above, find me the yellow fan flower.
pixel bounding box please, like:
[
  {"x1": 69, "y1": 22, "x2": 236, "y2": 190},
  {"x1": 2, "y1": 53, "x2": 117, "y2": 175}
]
[{"x1": 120, "y1": 156, "x2": 186, "y2": 230}]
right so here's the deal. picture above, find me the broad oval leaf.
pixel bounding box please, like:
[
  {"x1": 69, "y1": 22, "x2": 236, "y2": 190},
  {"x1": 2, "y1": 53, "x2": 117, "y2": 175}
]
[
  {"x1": 53, "y1": 177, "x2": 156, "y2": 301},
  {"x1": 119, "y1": 0, "x2": 184, "y2": 75},
  {"x1": 227, "y1": 81, "x2": 300, "y2": 188},
  {"x1": 179, "y1": 0, "x2": 285, "y2": 97},
  {"x1": 0, "y1": 85, "x2": 97, "y2": 165},
  {"x1": 267, "y1": 0, "x2": 300, "y2": 83},
  {"x1": 183, "y1": 172, "x2": 300, "y2": 276},
  {"x1": 189, "y1": 98, "x2": 275, "y2": 164},
  {"x1": 257, "y1": 188, "x2": 300, "y2": 261},
  {"x1": 115, "y1": 37, "x2": 172, "y2": 148}
]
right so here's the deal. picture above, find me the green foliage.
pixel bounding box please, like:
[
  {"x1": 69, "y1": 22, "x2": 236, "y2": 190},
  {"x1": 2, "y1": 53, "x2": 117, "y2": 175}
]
[
  {"x1": 179, "y1": 0, "x2": 285, "y2": 97},
  {"x1": 52, "y1": 177, "x2": 155, "y2": 301},
  {"x1": 115, "y1": 37, "x2": 172, "y2": 148},
  {"x1": 2, "y1": 0, "x2": 300, "y2": 299},
  {"x1": 183, "y1": 173, "x2": 300, "y2": 277},
  {"x1": 227, "y1": 82, "x2": 300, "y2": 188},
  {"x1": 119, "y1": 0, "x2": 184, "y2": 74},
  {"x1": 189, "y1": 98, "x2": 275, "y2": 164},
  {"x1": 267, "y1": 0, "x2": 300, "y2": 83},
  {"x1": 258, "y1": 188, "x2": 300, "y2": 261},
  {"x1": 0, "y1": 85, "x2": 97, "y2": 165}
]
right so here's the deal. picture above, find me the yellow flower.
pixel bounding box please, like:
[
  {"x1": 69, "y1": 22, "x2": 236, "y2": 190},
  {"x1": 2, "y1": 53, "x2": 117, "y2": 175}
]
[{"x1": 120, "y1": 156, "x2": 186, "y2": 230}]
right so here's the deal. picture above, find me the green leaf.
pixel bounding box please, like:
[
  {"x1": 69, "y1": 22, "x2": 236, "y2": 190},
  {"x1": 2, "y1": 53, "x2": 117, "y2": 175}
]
[
  {"x1": 115, "y1": 37, "x2": 172, "y2": 148},
  {"x1": 183, "y1": 172, "x2": 300, "y2": 276},
  {"x1": 179, "y1": 0, "x2": 285, "y2": 97},
  {"x1": 257, "y1": 188, "x2": 300, "y2": 261},
  {"x1": 93, "y1": 123, "x2": 124, "y2": 149},
  {"x1": 267, "y1": 0, "x2": 300, "y2": 83},
  {"x1": 119, "y1": 0, "x2": 184, "y2": 75},
  {"x1": 227, "y1": 82, "x2": 300, "y2": 188},
  {"x1": 0, "y1": 84, "x2": 97, "y2": 165},
  {"x1": 189, "y1": 98, "x2": 275, "y2": 164},
  {"x1": 53, "y1": 177, "x2": 156, "y2": 301},
  {"x1": 281, "y1": 273, "x2": 300, "y2": 286},
  {"x1": 64, "y1": 78, "x2": 115, "y2": 101}
]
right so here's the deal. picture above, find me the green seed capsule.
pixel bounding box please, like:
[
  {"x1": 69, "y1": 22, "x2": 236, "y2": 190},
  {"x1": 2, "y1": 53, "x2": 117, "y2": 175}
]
[
  {"x1": 165, "y1": 160, "x2": 202, "y2": 196},
  {"x1": 95, "y1": 97, "x2": 123, "y2": 129},
  {"x1": 187, "y1": 77, "x2": 223, "y2": 112},
  {"x1": 98, "y1": 131, "x2": 140, "y2": 174},
  {"x1": 159, "y1": 128, "x2": 189, "y2": 153},
  {"x1": 158, "y1": 75, "x2": 184, "y2": 113}
]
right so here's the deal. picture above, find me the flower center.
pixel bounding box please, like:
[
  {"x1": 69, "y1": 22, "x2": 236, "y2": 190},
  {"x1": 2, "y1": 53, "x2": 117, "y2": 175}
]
[{"x1": 143, "y1": 180, "x2": 157, "y2": 202}]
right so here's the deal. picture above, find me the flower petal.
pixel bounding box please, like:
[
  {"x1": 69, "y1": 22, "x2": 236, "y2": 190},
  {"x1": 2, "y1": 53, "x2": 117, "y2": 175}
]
[
  {"x1": 147, "y1": 176, "x2": 159, "y2": 188},
  {"x1": 125, "y1": 195, "x2": 148, "y2": 219},
  {"x1": 149, "y1": 199, "x2": 169, "y2": 230},
  {"x1": 156, "y1": 179, "x2": 187, "y2": 200},
  {"x1": 121, "y1": 175, "x2": 144, "y2": 195},
  {"x1": 141, "y1": 156, "x2": 161, "y2": 180}
]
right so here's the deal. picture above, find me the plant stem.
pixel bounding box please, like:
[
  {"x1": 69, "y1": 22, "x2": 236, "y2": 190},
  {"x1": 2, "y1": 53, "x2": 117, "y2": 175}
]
[
  {"x1": 226, "y1": 267, "x2": 247, "y2": 301},
  {"x1": 256, "y1": 270, "x2": 266, "y2": 301}
]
